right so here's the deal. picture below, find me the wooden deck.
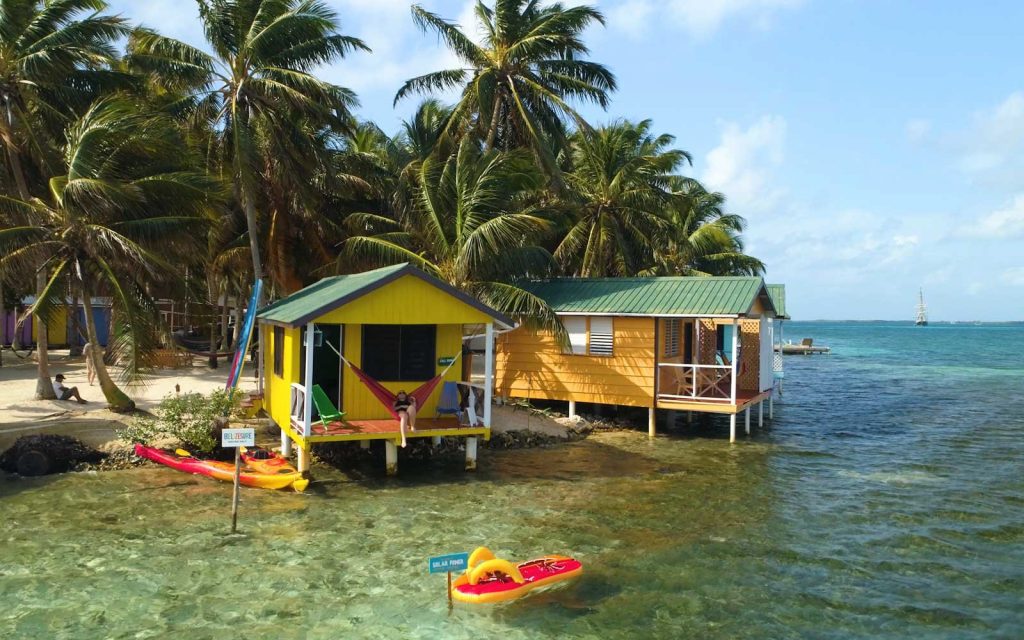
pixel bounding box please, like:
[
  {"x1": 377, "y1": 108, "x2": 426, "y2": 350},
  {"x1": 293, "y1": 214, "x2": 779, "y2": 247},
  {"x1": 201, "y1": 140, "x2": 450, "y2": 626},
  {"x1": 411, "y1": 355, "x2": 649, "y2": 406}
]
[
  {"x1": 285, "y1": 416, "x2": 490, "y2": 446},
  {"x1": 656, "y1": 388, "x2": 772, "y2": 414}
]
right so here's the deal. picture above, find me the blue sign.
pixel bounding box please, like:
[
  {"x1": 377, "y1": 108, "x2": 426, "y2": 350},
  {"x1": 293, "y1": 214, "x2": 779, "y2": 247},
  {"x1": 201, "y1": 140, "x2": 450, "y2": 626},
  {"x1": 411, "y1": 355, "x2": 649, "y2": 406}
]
[{"x1": 429, "y1": 552, "x2": 469, "y2": 574}]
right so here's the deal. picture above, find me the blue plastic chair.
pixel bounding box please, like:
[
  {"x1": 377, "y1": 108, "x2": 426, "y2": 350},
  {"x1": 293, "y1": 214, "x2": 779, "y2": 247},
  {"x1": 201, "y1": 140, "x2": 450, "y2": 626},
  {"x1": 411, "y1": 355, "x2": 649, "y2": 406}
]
[{"x1": 435, "y1": 381, "x2": 464, "y2": 424}]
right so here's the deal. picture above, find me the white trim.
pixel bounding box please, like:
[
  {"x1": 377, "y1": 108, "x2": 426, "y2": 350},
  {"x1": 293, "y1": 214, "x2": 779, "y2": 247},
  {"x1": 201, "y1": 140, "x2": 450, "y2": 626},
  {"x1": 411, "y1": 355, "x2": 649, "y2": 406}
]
[
  {"x1": 556, "y1": 312, "x2": 741, "y2": 319},
  {"x1": 730, "y1": 319, "x2": 739, "y2": 405},
  {"x1": 484, "y1": 322, "x2": 493, "y2": 428},
  {"x1": 302, "y1": 322, "x2": 315, "y2": 437}
]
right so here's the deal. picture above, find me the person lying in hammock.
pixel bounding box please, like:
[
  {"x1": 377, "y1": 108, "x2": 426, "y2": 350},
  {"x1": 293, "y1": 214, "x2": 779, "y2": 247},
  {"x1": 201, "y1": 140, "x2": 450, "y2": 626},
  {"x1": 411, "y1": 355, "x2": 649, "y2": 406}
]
[{"x1": 394, "y1": 391, "x2": 417, "y2": 448}]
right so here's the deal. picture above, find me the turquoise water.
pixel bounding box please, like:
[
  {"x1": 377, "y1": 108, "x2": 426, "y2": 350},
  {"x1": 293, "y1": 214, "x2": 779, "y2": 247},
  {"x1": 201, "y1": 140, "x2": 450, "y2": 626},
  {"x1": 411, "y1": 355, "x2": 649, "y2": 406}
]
[{"x1": 2, "y1": 322, "x2": 1023, "y2": 639}]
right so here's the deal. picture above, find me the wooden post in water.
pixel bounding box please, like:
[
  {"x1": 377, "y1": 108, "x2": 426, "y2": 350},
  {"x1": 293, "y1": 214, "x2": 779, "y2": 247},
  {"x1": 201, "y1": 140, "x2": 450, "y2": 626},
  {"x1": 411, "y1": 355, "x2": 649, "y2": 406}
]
[
  {"x1": 447, "y1": 571, "x2": 453, "y2": 614},
  {"x1": 729, "y1": 414, "x2": 737, "y2": 443},
  {"x1": 230, "y1": 447, "x2": 241, "y2": 533},
  {"x1": 745, "y1": 407, "x2": 751, "y2": 435}
]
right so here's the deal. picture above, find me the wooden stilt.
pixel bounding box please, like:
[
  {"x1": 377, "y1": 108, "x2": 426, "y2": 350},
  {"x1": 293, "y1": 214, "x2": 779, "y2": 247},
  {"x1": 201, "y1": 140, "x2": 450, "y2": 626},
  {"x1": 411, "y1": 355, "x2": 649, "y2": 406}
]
[
  {"x1": 648, "y1": 407, "x2": 656, "y2": 438},
  {"x1": 280, "y1": 429, "x2": 292, "y2": 457},
  {"x1": 687, "y1": 411, "x2": 693, "y2": 424},
  {"x1": 432, "y1": 436, "x2": 442, "y2": 447},
  {"x1": 769, "y1": 393, "x2": 774, "y2": 419},
  {"x1": 729, "y1": 414, "x2": 737, "y2": 443},
  {"x1": 744, "y1": 408, "x2": 751, "y2": 435},
  {"x1": 465, "y1": 437, "x2": 478, "y2": 471},
  {"x1": 385, "y1": 440, "x2": 398, "y2": 476},
  {"x1": 758, "y1": 400, "x2": 764, "y2": 427},
  {"x1": 297, "y1": 444, "x2": 310, "y2": 476},
  {"x1": 568, "y1": 399, "x2": 576, "y2": 419},
  {"x1": 359, "y1": 439, "x2": 370, "y2": 450}
]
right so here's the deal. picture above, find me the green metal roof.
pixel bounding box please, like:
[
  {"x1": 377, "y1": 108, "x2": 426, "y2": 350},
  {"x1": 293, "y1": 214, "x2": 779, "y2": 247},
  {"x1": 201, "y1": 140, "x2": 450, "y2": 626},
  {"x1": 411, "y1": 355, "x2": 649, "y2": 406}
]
[
  {"x1": 767, "y1": 284, "x2": 789, "y2": 319},
  {"x1": 257, "y1": 263, "x2": 513, "y2": 328},
  {"x1": 519, "y1": 276, "x2": 776, "y2": 317}
]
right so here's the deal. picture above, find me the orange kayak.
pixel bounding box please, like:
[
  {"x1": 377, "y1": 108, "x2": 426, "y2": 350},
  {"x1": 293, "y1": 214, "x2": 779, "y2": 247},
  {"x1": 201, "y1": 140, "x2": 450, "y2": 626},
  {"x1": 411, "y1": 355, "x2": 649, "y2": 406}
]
[{"x1": 134, "y1": 444, "x2": 308, "y2": 491}]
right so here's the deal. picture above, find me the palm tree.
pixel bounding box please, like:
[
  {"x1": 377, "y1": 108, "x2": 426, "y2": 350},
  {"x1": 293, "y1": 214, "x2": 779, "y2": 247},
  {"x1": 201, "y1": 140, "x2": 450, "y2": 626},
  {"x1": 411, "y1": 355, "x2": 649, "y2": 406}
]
[
  {"x1": 0, "y1": 98, "x2": 218, "y2": 411},
  {"x1": 650, "y1": 181, "x2": 765, "y2": 276},
  {"x1": 125, "y1": 0, "x2": 368, "y2": 295},
  {"x1": 0, "y1": 0, "x2": 130, "y2": 398},
  {"x1": 343, "y1": 137, "x2": 562, "y2": 331},
  {"x1": 396, "y1": 1, "x2": 615, "y2": 175},
  {"x1": 556, "y1": 120, "x2": 688, "y2": 277}
]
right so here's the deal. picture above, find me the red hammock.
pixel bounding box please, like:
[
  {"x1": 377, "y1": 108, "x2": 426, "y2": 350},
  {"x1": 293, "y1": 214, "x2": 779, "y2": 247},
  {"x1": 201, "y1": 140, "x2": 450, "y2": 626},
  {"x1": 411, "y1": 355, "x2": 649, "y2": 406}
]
[{"x1": 345, "y1": 361, "x2": 444, "y2": 420}]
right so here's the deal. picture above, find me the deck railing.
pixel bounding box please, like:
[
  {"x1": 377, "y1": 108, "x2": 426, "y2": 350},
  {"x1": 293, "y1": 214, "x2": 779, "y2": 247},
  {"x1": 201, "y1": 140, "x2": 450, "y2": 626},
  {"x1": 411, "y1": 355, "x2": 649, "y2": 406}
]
[
  {"x1": 657, "y1": 363, "x2": 734, "y2": 403},
  {"x1": 456, "y1": 381, "x2": 485, "y2": 426},
  {"x1": 289, "y1": 383, "x2": 308, "y2": 435}
]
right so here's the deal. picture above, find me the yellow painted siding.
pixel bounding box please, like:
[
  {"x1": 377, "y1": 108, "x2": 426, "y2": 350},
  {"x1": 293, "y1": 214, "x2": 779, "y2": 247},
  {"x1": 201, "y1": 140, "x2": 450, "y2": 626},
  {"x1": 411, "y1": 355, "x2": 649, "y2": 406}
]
[
  {"x1": 340, "y1": 323, "x2": 463, "y2": 419},
  {"x1": 314, "y1": 275, "x2": 494, "y2": 326},
  {"x1": 32, "y1": 308, "x2": 68, "y2": 346},
  {"x1": 496, "y1": 317, "x2": 656, "y2": 408},
  {"x1": 264, "y1": 324, "x2": 302, "y2": 431},
  {"x1": 261, "y1": 274, "x2": 499, "y2": 428}
]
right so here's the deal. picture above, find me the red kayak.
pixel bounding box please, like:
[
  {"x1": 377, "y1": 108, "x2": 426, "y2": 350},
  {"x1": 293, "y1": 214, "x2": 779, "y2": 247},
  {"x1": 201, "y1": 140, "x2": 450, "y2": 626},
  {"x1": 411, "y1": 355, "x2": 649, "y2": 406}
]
[
  {"x1": 451, "y1": 547, "x2": 583, "y2": 604},
  {"x1": 134, "y1": 444, "x2": 308, "y2": 491}
]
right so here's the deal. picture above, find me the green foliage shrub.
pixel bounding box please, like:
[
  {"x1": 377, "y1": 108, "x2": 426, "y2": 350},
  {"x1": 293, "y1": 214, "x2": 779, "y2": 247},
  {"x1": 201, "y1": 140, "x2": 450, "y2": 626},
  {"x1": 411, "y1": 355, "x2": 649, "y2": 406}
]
[{"x1": 118, "y1": 390, "x2": 239, "y2": 453}]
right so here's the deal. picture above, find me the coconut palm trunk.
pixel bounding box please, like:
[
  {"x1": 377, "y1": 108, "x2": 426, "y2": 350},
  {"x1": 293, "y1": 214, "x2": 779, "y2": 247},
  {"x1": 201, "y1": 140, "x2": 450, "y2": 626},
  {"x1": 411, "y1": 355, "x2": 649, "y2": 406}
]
[
  {"x1": 81, "y1": 290, "x2": 134, "y2": 411},
  {"x1": 33, "y1": 271, "x2": 56, "y2": 399}
]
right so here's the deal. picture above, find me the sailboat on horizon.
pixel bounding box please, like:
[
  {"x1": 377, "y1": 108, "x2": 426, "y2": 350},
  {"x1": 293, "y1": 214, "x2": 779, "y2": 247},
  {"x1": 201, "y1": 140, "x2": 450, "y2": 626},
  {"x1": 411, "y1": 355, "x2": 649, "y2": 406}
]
[{"x1": 916, "y1": 288, "x2": 928, "y2": 326}]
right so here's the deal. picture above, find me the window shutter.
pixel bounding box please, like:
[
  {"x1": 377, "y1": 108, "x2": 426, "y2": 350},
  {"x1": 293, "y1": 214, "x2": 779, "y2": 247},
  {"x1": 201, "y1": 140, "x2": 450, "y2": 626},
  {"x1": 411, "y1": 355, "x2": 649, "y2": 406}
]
[
  {"x1": 589, "y1": 317, "x2": 614, "y2": 356},
  {"x1": 563, "y1": 317, "x2": 587, "y2": 355},
  {"x1": 664, "y1": 319, "x2": 680, "y2": 357}
]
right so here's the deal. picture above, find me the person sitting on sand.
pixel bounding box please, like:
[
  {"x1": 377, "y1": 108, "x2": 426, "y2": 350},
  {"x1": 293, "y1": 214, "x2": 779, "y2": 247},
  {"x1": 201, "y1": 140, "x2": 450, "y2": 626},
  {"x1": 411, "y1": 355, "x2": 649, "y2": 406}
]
[
  {"x1": 52, "y1": 374, "x2": 87, "y2": 404},
  {"x1": 393, "y1": 390, "x2": 416, "y2": 448}
]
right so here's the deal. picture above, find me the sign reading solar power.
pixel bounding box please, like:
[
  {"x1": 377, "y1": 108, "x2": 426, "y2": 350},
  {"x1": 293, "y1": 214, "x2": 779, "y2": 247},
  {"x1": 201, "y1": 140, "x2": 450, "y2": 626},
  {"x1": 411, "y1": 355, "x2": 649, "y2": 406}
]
[{"x1": 429, "y1": 552, "x2": 469, "y2": 574}]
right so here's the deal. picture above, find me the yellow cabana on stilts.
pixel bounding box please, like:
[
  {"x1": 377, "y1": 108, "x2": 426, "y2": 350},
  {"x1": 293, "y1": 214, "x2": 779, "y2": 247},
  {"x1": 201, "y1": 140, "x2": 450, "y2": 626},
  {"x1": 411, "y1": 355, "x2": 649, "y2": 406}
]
[{"x1": 256, "y1": 263, "x2": 513, "y2": 476}]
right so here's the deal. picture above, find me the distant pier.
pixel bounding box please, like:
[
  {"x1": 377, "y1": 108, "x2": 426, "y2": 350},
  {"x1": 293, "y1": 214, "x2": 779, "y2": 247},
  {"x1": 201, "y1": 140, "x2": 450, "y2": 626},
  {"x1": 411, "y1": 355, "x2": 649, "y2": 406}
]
[{"x1": 777, "y1": 339, "x2": 831, "y2": 355}]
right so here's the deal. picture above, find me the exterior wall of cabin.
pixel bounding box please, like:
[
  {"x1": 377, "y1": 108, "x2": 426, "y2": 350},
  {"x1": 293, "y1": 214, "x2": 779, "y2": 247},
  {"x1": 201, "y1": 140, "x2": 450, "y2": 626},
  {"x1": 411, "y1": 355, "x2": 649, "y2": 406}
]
[
  {"x1": 262, "y1": 274, "x2": 496, "y2": 426},
  {"x1": 496, "y1": 316, "x2": 656, "y2": 409},
  {"x1": 314, "y1": 275, "x2": 494, "y2": 326},
  {"x1": 339, "y1": 322, "x2": 463, "y2": 419},
  {"x1": 30, "y1": 309, "x2": 69, "y2": 346},
  {"x1": 264, "y1": 324, "x2": 302, "y2": 433}
]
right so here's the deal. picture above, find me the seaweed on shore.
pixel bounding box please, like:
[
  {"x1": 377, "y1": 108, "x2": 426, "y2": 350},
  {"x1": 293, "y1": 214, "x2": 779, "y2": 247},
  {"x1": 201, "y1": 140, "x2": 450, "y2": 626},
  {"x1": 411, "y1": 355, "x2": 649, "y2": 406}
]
[{"x1": 0, "y1": 435, "x2": 107, "y2": 476}]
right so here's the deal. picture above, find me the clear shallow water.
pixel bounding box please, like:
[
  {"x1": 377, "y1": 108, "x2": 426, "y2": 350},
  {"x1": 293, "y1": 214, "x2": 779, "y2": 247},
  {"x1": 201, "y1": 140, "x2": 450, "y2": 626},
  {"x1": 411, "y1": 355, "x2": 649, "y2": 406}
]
[{"x1": 2, "y1": 321, "x2": 1023, "y2": 639}]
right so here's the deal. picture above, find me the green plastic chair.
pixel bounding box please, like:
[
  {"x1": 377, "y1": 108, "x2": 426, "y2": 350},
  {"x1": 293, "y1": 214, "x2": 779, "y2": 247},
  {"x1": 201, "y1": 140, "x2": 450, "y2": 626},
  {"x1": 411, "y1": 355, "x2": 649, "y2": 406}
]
[{"x1": 311, "y1": 384, "x2": 344, "y2": 425}]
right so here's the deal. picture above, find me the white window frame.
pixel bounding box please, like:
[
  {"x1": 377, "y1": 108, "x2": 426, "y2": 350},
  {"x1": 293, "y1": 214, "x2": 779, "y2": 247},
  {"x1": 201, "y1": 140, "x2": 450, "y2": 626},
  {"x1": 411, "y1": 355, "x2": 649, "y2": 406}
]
[
  {"x1": 664, "y1": 318, "x2": 680, "y2": 357},
  {"x1": 563, "y1": 316, "x2": 588, "y2": 355},
  {"x1": 588, "y1": 316, "x2": 614, "y2": 357}
]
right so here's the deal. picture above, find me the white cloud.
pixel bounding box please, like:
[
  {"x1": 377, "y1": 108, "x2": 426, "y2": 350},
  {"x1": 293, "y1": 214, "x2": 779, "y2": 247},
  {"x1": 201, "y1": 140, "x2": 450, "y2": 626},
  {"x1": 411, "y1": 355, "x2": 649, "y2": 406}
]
[
  {"x1": 967, "y1": 194, "x2": 1024, "y2": 238},
  {"x1": 605, "y1": 0, "x2": 656, "y2": 38},
  {"x1": 957, "y1": 91, "x2": 1024, "y2": 179},
  {"x1": 906, "y1": 118, "x2": 931, "y2": 143},
  {"x1": 318, "y1": 0, "x2": 473, "y2": 105},
  {"x1": 667, "y1": 0, "x2": 805, "y2": 38},
  {"x1": 1003, "y1": 267, "x2": 1024, "y2": 286},
  {"x1": 701, "y1": 115, "x2": 787, "y2": 214}
]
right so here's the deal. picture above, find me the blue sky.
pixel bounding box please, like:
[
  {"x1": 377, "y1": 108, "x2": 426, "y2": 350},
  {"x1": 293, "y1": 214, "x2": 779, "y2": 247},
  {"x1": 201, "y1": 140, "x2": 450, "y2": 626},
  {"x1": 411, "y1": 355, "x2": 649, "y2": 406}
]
[{"x1": 107, "y1": 0, "x2": 1024, "y2": 320}]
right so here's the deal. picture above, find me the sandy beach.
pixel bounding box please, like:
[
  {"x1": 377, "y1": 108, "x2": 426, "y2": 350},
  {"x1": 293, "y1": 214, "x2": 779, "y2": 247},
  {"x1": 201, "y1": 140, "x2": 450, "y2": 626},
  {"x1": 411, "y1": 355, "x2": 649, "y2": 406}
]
[{"x1": 0, "y1": 351, "x2": 254, "y2": 450}]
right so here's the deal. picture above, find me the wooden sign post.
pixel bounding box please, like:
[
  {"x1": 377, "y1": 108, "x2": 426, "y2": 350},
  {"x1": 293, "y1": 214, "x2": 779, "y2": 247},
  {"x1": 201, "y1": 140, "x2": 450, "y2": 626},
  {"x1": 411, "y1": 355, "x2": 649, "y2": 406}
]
[
  {"x1": 429, "y1": 552, "x2": 469, "y2": 614},
  {"x1": 222, "y1": 428, "x2": 255, "y2": 533}
]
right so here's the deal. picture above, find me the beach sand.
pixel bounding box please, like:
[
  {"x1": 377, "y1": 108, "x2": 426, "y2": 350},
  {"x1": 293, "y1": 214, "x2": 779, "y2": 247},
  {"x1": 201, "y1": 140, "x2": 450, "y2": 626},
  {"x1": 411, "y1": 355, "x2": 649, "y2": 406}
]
[{"x1": 0, "y1": 351, "x2": 252, "y2": 450}]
